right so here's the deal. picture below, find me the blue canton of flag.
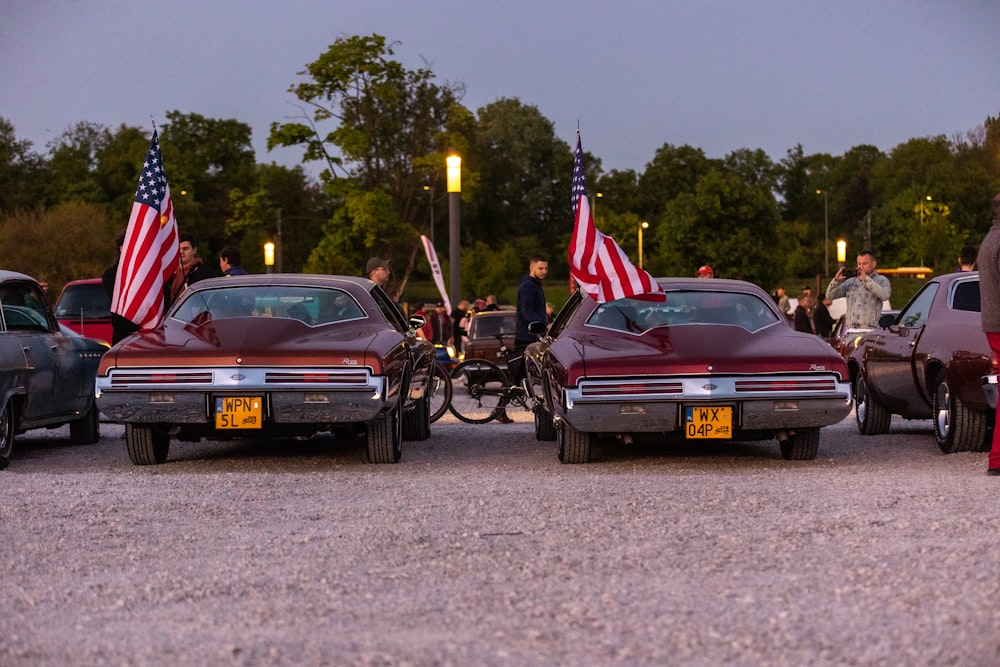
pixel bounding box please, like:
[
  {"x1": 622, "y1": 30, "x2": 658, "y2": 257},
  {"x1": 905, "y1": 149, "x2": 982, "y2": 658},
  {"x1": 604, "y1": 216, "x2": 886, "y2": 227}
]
[{"x1": 135, "y1": 138, "x2": 167, "y2": 205}]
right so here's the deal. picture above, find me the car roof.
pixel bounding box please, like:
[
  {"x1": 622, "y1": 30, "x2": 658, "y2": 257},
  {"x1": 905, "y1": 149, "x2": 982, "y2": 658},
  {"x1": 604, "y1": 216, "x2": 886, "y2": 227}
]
[
  {"x1": 61, "y1": 278, "x2": 104, "y2": 287},
  {"x1": 0, "y1": 269, "x2": 42, "y2": 284},
  {"x1": 185, "y1": 274, "x2": 375, "y2": 291}
]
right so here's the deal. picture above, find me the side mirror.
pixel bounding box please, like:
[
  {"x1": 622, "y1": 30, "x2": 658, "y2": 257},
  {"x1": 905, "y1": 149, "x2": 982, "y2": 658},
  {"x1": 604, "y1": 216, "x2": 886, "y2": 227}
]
[
  {"x1": 408, "y1": 315, "x2": 426, "y2": 330},
  {"x1": 528, "y1": 321, "x2": 547, "y2": 336},
  {"x1": 878, "y1": 313, "x2": 897, "y2": 328}
]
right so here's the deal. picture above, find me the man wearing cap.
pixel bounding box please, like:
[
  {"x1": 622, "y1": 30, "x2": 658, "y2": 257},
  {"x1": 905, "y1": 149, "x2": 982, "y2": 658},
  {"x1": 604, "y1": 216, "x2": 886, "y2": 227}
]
[
  {"x1": 697, "y1": 265, "x2": 714, "y2": 278},
  {"x1": 366, "y1": 257, "x2": 391, "y2": 289}
]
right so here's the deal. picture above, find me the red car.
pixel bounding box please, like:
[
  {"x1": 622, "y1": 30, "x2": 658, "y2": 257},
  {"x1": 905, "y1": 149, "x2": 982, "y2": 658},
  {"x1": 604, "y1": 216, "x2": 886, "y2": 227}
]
[
  {"x1": 526, "y1": 278, "x2": 852, "y2": 463},
  {"x1": 53, "y1": 278, "x2": 114, "y2": 345},
  {"x1": 848, "y1": 271, "x2": 993, "y2": 453},
  {"x1": 96, "y1": 275, "x2": 435, "y2": 465}
]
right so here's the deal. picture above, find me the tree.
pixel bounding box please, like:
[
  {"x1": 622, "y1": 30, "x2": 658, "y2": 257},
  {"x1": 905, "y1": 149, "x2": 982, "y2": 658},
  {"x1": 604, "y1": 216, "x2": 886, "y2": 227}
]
[
  {"x1": 0, "y1": 116, "x2": 46, "y2": 213},
  {"x1": 268, "y1": 34, "x2": 468, "y2": 286}
]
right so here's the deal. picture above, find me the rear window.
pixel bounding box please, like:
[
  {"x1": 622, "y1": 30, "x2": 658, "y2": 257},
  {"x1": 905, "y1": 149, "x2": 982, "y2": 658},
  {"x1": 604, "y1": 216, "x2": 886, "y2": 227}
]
[
  {"x1": 586, "y1": 291, "x2": 781, "y2": 334},
  {"x1": 951, "y1": 280, "x2": 980, "y2": 312},
  {"x1": 55, "y1": 283, "x2": 111, "y2": 319}
]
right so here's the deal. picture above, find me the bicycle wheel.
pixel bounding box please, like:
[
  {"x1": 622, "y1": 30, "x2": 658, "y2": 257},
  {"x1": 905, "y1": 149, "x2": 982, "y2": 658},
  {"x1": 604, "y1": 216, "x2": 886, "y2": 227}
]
[
  {"x1": 429, "y1": 362, "x2": 453, "y2": 423},
  {"x1": 449, "y1": 359, "x2": 508, "y2": 424}
]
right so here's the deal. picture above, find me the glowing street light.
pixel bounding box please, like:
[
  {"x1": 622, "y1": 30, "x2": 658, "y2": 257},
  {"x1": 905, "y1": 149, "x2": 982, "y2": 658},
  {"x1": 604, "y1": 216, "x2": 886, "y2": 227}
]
[
  {"x1": 264, "y1": 242, "x2": 275, "y2": 274},
  {"x1": 836, "y1": 240, "x2": 846, "y2": 265},
  {"x1": 446, "y1": 154, "x2": 461, "y2": 304},
  {"x1": 638, "y1": 221, "x2": 649, "y2": 269}
]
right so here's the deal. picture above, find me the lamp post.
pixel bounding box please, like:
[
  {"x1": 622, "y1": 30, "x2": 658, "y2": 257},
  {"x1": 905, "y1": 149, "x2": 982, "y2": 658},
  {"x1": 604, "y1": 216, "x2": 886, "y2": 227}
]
[
  {"x1": 594, "y1": 192, "x2": 603, "y2": 225},
  {"x1": 638, "y1": 221, "x2": 649, "y2": 269},
  {"x1": 264, "y1": 242, "x2": 275, "y2": 274},
  {"x1": 446, "y1": 154, "x2": 461, "y2": 304},
  {"x1": 836, "y1": 240, "x2": 846, "y2": 267},
  {"x1": 423, "y1": 184, "x2": 435, "y2": 245},
  {"x1": 816, "y1": 189, "x2": 829, "y2": 277},
  {"x1": 919, "y1": 195, "x2": 932, "y2": 267}
]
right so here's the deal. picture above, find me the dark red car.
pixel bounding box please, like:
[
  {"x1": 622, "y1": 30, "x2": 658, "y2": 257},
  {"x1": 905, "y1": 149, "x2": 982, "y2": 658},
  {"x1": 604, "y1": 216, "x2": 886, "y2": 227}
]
[
  {"x1": 526, "y1": 278, "x2": 853, "y2": 463},
  {"x1": 462, "y1": 310, "x2": 516, "y2": 369},
  {"x1": 96, "y1": 275, "x2": 435, "y2": 465},
  {"x1": 848, "y1": 271, "x2": 994, "y2": 453}
]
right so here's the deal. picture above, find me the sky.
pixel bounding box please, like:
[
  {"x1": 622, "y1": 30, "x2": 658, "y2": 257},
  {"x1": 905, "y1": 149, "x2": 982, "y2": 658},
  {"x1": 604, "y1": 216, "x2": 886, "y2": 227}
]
[{"x1": 2, "y1": 1, "x2": 999, "y2": 179}]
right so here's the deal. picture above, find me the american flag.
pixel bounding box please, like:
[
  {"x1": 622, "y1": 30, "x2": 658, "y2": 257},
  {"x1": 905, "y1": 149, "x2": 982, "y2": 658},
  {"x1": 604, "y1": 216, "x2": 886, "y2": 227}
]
[
  {"x1": 111, "y1": 131, "x2": 180, "y2": 331},
  {"x1": 568, "y1": 131, "x2": 663, "y2": 303}
]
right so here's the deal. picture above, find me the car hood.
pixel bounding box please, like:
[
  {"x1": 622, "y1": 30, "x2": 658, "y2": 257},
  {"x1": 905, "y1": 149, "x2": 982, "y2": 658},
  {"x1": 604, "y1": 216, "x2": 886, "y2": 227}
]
[
  {"x1": 551, "y1": 323, "x2": 847, "y2": 382},
  {"x1": 100, "y1": 317, "x2": 394, "y2": 372}
]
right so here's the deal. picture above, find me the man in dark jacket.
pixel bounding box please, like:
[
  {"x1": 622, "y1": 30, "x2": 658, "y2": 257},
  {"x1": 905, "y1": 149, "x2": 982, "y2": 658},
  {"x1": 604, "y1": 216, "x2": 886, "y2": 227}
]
[
  {"x1": 497, "y1": 255, "x2": 548, "y2": 423},
  {"x1": 165, "y1": 234, "x2": 218, "y2": 307}
]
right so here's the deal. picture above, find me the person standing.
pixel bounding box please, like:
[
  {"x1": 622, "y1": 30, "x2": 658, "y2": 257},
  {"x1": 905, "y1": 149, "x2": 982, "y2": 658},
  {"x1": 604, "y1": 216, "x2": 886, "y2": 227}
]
[
  {"x1": 959, "y1": 245, "x2": 978, "y2": 271},
  {"x1": 813, "y1": 297, "x2": 836, "y2": 338},
  {"x1": 825, "y1": 250, "x2": 892, "y2": 330},
  {"x1": 450, "y1": 299, "x2": 470, "y2": 354},
  {"x1": 102, "y1": 230, "x2": 140, "y2": 344},
  {"x1": 483, "y1": 295, "x2": 500, "y2": 311},
  {"x1": 498, "y1": 255, "x2": 548, "y2": 424},
  {"x1": 793, "y1": 295, "x2": 814, "y2": 334},
  {"x1": 365, "y1": 257, "x2": 391, "y2": 289},
  {"x1": 166, "y1": 234, "x2": 217, "y2": 308},
  {"x1": 219, "y1": 246, "x2": 248, "y2": 276},
  {"x1": 696, "y1": 265, "x2": 714, "y2": 278},
  {"x1": 775, "y1": 286, "x2": 790, "y2": 317},
  {"x1": 978, "y1": 193, "x2": 1000, "y2": 475}
]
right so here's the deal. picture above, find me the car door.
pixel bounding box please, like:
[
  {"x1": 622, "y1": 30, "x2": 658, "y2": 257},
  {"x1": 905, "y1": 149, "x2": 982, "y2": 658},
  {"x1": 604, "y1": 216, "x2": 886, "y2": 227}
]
[
  {"x1": 0, "y1": 280, "x2": 62, "y2": 422},
  {"x1": 862, "y1": 282, "x2": 938, "y2": 416}
]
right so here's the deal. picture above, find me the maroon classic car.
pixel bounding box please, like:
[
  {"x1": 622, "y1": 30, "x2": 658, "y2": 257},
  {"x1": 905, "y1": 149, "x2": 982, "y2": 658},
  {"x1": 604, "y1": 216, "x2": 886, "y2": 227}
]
[
  {"x1": 526, "y1": 278, "x2": 852, "y2": 463},
  {"x1": 96, "y1": 275, "x2": 435, "y2": 465},
  {"x1": 848, "y1": 271, "x2": 994, "y2": 453}
]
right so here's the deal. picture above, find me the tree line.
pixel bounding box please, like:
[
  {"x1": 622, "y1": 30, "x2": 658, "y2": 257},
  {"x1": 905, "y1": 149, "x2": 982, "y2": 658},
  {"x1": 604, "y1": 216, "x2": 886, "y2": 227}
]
[{"x1": 2, "y1": 33, "x2": 999, "y2": 304}]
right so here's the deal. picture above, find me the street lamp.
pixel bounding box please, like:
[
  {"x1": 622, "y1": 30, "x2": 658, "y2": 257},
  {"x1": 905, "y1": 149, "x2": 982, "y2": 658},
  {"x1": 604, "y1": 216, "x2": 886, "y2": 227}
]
[
  {"x1": 638, "y1": 221, "x2": 649, "y2": 269},
  {"x1": 816, "y1": 189, "x2": 829, "y2": 277},
  {"x1": 836, "y1": 240, "x2": 846, "y2": 266},
  {"x1": 423, "y1": 184, "x2": 435, "y2": 245},
  {"x1": 595, "y1": 192, "x2": 603, "y2": 225},
  {"x1": 446, "y1": 154, "x2": 461, "y2": 304},
  {"x1": 263, "y1": 242, "x2": 275, "y2": 274}
]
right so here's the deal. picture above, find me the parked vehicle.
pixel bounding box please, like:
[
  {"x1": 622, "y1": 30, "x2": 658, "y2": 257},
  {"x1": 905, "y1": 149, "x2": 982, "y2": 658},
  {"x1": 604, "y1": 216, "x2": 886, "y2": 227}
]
[
  {"x1": 462, "y1": 310, "x2": 516, "y2": 368},
  {"x1": 526, "y1": 278, "x2": 852, "y2": 463},
  {"x1": 0, "y1": 270, "x2": 106, "y2": 469},
  {"x1": 53, "y1": 278, "x2": 113, "y2": 345},
  {"x1": 96, "y1": 275, "x2": 435, "y2": 465},
  {"x1": 847, "y1": 271, "x2": 994, "y2": 453}
]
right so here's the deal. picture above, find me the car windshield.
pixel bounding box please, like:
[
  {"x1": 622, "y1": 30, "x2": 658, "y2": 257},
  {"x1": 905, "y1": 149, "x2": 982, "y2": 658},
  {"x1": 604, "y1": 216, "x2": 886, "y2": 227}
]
[
  {"x1": 55, "y1": 283, "x2": 111, "y2": 319},
  {"x1": 171, "y1": 285, "x2": 366, "y2": 326},
  {"x1": 586, "y1": 291, "x2": 781, "y2": 334}
]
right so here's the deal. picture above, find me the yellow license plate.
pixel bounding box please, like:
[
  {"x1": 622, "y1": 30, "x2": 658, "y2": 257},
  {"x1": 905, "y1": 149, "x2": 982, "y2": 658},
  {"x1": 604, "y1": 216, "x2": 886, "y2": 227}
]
[
  {"x1": 684, "y1": 406, "x2": 733, "y2": 439},
  {"x1": 215, "y1": 396, "x2": 263, "y2": 429}
]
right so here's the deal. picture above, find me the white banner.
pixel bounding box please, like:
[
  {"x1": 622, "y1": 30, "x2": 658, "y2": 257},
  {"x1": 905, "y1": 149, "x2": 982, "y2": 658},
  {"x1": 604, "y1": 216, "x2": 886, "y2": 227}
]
[{"x1": 420, "y1": 235, "x2": 452, "y2": 314}]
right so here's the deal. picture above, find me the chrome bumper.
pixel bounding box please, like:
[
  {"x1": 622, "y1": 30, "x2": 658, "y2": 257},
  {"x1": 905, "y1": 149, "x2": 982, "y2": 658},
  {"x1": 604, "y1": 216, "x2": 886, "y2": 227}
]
[
  {"x1": 96, "y1": 366, "x2": 388, "y2": 424},
  {"x1": 559, "y1": 374, "x2": 852, "y2": 433}
]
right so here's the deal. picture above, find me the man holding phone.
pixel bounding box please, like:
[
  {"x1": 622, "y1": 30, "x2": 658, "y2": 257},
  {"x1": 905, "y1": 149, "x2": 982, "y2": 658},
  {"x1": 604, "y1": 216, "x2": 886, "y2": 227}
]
[{"x1": 826, "y1": 250, "x2": 892, "y2": 330}]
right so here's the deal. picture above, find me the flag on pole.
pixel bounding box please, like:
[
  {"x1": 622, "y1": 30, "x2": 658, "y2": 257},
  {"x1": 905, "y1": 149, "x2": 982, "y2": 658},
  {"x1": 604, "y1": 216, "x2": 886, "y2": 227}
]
[
  {"x1": 111, "y1": 130, "x2": 180, "y2": 330},
  {"x1": 568, "y1": 131, "x2": 664, "y2": 303}
]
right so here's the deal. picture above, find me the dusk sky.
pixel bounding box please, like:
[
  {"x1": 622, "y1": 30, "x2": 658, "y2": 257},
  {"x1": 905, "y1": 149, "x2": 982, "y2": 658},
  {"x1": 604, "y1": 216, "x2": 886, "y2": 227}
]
[{"x1": 3, "y1": 1, "x2": 998, "y2": 178}]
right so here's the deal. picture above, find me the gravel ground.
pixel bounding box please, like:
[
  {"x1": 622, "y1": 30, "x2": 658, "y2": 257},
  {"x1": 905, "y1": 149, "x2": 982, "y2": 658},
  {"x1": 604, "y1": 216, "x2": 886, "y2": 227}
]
[{"x1": 2, "y1": 410, "x2": 999, "y2": 666}]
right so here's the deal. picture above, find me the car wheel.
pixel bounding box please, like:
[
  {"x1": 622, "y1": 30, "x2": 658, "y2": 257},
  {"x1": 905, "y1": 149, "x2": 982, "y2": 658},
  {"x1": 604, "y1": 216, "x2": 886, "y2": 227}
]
[
  {"x1": 0, "y1": 401, "x2": 14, "y2": 470},
  {"x1": 933, "y1": 371, "x2": 990, "y2": 454},
  {"x1": 403, "y1": 391, "x2": 431, "y2": 441},
  {"x1": 126, "y1": 423, "x2": 169, "y2": 465},
  {"x1": 367, "y1": 401, "x2": 402, "y2": 463},
  {"x1": 780, "y1": 427, "x2": 819, "y2": 460},
  {"x1": 557, "y1": 420, "x2": 591, "y2": 464},
  {"x1": 534, "y1": 405, "x2": 556, "y2": 441},
  {"x1": 69, "y1": 402, "x2": 100, "y2": 444},
  {"x1": 855, "y1": 375, "x2": 891, "y2": 435}
]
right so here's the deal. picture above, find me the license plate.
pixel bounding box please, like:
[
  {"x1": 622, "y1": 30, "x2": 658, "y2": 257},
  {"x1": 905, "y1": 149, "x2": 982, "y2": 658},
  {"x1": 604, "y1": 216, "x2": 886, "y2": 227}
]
[
  {"x1": 215, "y1": 396, "x2": 263, "y2": 429},
  {"x1": 684, "y1": 406, "x2": 732, "y2": 439}
]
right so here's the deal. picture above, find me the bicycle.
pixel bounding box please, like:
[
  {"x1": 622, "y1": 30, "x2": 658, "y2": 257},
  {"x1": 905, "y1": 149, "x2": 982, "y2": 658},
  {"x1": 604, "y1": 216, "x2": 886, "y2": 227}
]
[
  {"x1": 448, "y1": 335, "x2": 535, "y2": 424},
  {"x1": 428, "y1": 361, "x2": 453, "y2": 423}
]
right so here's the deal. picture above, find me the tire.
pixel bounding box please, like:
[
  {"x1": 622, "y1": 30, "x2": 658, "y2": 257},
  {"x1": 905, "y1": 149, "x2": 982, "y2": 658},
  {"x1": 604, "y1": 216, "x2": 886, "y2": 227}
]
[
  {"x1": 69, "y1": 402, "x2": 100, "y2": 444},
  {"x1": 855, "y1": 374, "x2": 891, "y2": 435},
  {"x1": 933, "y1": 371, "x2": 990, "y2": 454},
  {"x1": 367, "y1": 401, "x2": 402, "y2": 463},
  {"x1": 429, "y1": 363, "x2": 452, "y2": 423},
  {"x1": 402, "y1": 391, "x2": 431, "y2": 441},
  {"x1": 449, "y1": 359, "x2": 507, "y2": 424},
  {"x1": 534, "y1": 405, "x2": 556, "y2": 441},
  {"x1": 780, "y1": 427, "x2": 820, "y2": 460},
  {"x1": 0, "y1": 401, "x2": 14, "y2": 471},
  {"x1": 126, "y1": 423, "x2": 170, "y2": 465},
  {"x1": 558, "y1": 420, "x2": 592, "y2": 464}
]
